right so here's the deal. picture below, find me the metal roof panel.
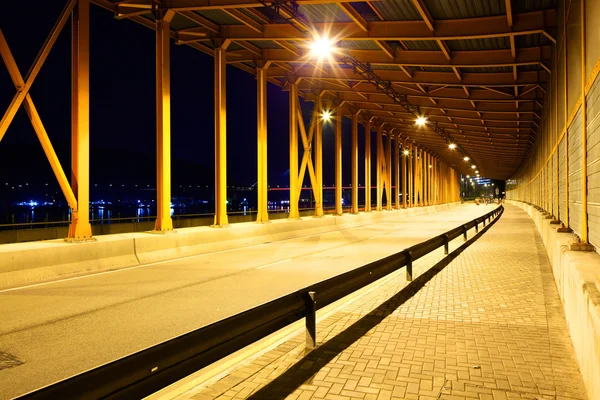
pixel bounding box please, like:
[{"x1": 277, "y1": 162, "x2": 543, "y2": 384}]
[
  {"x1": 422, "y1": 0, "x2": 506, "y2": 19},
  {"x1": 196, "y1": 10, "x2": 243, "y2": 25},
  {"x1": 299, "y1": 4, "x2": 353, "y2": 23},
  {"x1": 371, "y1": 0, "x2": 422, "y2": 21}
]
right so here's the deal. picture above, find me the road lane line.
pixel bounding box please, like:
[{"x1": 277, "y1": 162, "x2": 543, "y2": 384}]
[{"x1": 255, "y1": 259, "x2": 292, "y2": 269}]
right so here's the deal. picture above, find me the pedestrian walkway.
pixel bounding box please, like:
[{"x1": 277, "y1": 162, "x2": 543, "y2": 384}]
[{"x1": 186, "y1": 205, "x2": 588, "y2": 400}]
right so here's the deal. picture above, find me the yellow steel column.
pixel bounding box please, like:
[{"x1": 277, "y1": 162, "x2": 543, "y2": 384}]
[
  {"x1": 394, "y1": 134, "x2": 400, "y2": 209},
  {"x1": 153, "y1": 9, "x2": 175, "y2": 233},
  {"x1": 335, "y1": 102, "x2": 343, "y2": 215},
  {"x1": 68, "y1": 0, "x2": 92, "y2": 240},
  {"x1": 351, "y1": 110, "x2": 359, "y2": 213},
  {"x1": 289, "y1": 80, "x2": 299, "y2": 219},
  {"x1": 409, "y1": 143, "x2": 413, "y2": 207},
  {"x1": 385, "y1": 131, "x2": 392, "y2": 210},
  {"x1": 424, "y1": 152, "x2": 428, "y2": 206},
  {"x1": 581, "y1": 0, "x2": 588, "y2": 242},
  {"x1": 376, "y1": 124, "x2": 383, "y2": 211},
  {"x1": 314, "y1": 95, "x2": 324, "y2": 217},
  {"x1": 364, "y1": 119, "x2": 371, "y2": 212},
  {"x1": 256, "y1": 63, "x2": 270, "y2": 223},
  {"x1": 214, "y1": 41, "x2": 231, "y2": 226},
  {"x1": 402, "y1": 139, "x2": 407, "y2": 208},
  {"x1": 564, "y1": 11, "x2": 569, "y2": 228}
]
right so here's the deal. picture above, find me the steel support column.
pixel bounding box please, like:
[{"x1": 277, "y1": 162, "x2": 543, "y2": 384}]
[
  {"x1": 68, "y1": 0, "x2": 92, "y2": 240},
  {"x1": 409, "y1": 143, "x2": 413, "y2": 207},
  {"x1": 256, "y1": 63, "x2": 270, "y2": 223},
  {"x1": 289, "y1": 80, "x2": 299, "y2": 219},
  {"x1": 351, "y1": 111, "x2": 359, "y2": 213},
  {"x1": 394, "y1": 134, "x2": 400, "y2": 209},
  {"x1": 314, "y1": 96, "x2": 323, "y2": 217},
  {"x1": 385, "y1": 131, "x2": 392, "y2": 210},
  {"x1": 154, "y1": 9, "x2": 176, "y2": 233},
  {"x1": 402, "y1": 140, "x2": 407, "y2": 208},
  {"x1": 580, "y1": 0, "x2": 588, "y2": 242},
  {"x1": 376, "y1": 124, "x2": 383, "y2": 211},
  {"x1": 214, "y1": 41, "x2": 231, "y2": 227},
  {"x1": 335, "y1": 103, "x2": 343, "y2": 215},
  {"x1": 364, "y1": 120, "x2": 371, "y2": 212}
]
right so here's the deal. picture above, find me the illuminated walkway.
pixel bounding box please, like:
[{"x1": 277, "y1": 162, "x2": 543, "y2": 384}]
[
  {"x1": 0, "y1": 204, "x2": 494, "y2": 399},
  {"x1": 186, "y1": 205, "x2": 587, "y2": 400}
]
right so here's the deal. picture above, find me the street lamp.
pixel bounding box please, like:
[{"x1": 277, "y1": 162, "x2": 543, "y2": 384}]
[
  {"x1": 416, "y1": 116, "x2": 427, "y2": 126},
  {"x1": 449, "y1": 143, "x2": 456, "y2": 149},
  {"x1": 322, "y1": 110, "x2": 332, "y2": 121}
]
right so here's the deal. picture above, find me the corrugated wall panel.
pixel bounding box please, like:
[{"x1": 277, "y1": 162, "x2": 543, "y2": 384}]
[
  {"x1": 559, "y1": 136, "x2": 567, "y2": 223},
  {"x1": 568, "y1": 108, "x2": 583, "y2": 236},
  {"x1": 586, "y1": 74, "x2": 600, "y2": 248}
]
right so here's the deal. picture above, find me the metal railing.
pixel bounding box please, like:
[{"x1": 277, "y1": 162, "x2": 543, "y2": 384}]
[{"x1": 18, "y1": 205, "x2": 503, "y2": 400}]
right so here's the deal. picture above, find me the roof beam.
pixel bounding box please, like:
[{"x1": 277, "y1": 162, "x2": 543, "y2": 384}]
[
  {"x1": 113, "y1": 0, "x2": 371, "y2": 12},
  {"x1": 177, "y1": 10, "x2": 556, "y2": 41},
  {"x1": 270, "y1": 68, "x2": 549, "y2": 87},
  {"x1": 410, "y1": 0, "x2": 435, "y2": 31},
  {"x1": 506, "y1": 0, "x2": 514, "y2": 27},
  {"x1": 222, "y1": 8, "x2": 262, "y2": 33},
  {"x1": 337, "y1": 3, "x2": 368, "y2": 31}
]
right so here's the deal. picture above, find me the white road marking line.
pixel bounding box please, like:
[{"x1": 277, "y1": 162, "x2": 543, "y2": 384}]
[{"x1": 255, "y1": 259, "x2": 292, "y2": 269}]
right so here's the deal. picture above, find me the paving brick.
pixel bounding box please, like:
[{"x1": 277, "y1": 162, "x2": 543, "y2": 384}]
[{"x1": 189, "y1": 206, "x2": 587, "y2": 400}]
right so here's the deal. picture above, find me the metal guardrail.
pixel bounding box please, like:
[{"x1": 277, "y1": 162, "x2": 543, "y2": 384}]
[{"x1": 19, "y1": 205, "x2": 504, "y2": 400}]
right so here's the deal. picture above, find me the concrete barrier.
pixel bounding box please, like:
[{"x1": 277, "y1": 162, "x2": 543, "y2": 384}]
[
  {"x1": 508, "y1": 200, "x2": 600, "y2": 400},
  {"x1": 0, "y1": 202, "x2": 460, "y2": 290}
]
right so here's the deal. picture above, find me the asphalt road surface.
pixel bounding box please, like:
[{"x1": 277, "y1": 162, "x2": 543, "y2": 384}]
[{"x1": 0, "y1": 204, "x2": 497, "y2": 399}]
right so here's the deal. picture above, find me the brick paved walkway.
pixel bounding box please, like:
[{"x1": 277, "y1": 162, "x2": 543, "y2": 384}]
[{"x1": 188, "y1": 205, "x2": 587, "y2": 400}]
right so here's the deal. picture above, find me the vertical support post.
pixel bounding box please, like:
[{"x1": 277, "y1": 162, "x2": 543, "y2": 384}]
[
  {"x1": 314, "y1": 95, "x2": 324, "y2": 217},
  {"x1": 214, "y1": 41, "x2": 230, "y2": 227},
  {"x1": 376, "y1": 124, "x2": 383, "y2": 211},
  {"x1": 402, "y1": 140, "x2": 407, "y2": 208},
  {"x1": 289, "y1": 79, "x2": 299, "y2": 219},
  {"x1": 443, "y1": 234, "x2": 449, "y2": 255},
  {"x1": 424, "y1": 152, "x2": 428, "y2": 206},
  {"x1": 335, "y1": 103, "x2": 343, "y2": 215},
  {"x1": 394, "y1": 134, "x2": 400, "y2": 209},
  {"x1": 364, "y1": 120, "x2": 371, "y2": 212},
  {"x1": 68, "y1": 0, "x2": 92, "y2": 240},
  {"x1": 351, "y1": 110, "x2": 359, "y2": 213},
  {"x1": 256, "y1": 64, "x2": 270, "y2": 223},
  {"x1": 564, "y1": 17, "x2": 569, "y2": 228},
  {"x1": 580, "y1": 0, "x2": 588, "y2": 242},
  {"x1": 305, "y1": 291, "x2": 316, "y2": 349},
  {"x1": 409, "y1": 144, "x2": 413, "y2": 207},
  {"x1": 385, "y1": 131, "x2": 392, "y2": 210},
  {"x1": 463, "y1": 225, "x2": 468, "y2": 241},
  {"x1": 405, "y1": 251, "x2": 412, "y2": 282}
]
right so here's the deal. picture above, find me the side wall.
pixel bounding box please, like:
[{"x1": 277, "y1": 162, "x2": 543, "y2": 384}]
[
  {"x1": 508, "y1": 200, "x2": 600, "y2": 400},
  {"x1": 506, "y1": 0, "x2": 600, "y2": 250}
]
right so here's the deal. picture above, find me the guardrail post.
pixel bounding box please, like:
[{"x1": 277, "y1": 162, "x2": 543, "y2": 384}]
[
  {"x1": 405, "y1": 251, "x2": 413, "y2": 281},
  {"x1": 463, "y1": 225, "x2": 468, "y2": 241},
  {"x1": 443, "y1": 234, "x2": 449, "y2": 255},
  {"x1": 305, "y1": 291, "x2": 317, "y2": 350},
  {"x1": 475, "y1": 222, "x2": 479, "y2": 233}
]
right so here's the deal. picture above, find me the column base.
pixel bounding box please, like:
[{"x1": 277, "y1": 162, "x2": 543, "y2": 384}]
[
  {"x1": 569, "y1": 241, "x2": 595, "y2": 252},
  {"x1": 550, "y1": 220, "x2": 561, "y2": 225}
]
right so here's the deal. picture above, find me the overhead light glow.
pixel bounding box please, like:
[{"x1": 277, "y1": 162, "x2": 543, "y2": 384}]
[
  {"x1": 428, "y1": 165, "x2": 432, "y2": 168},
  {"x1": 322, "y1": 110, "x2": 332, "y2": 121},
  {"x1": 449, "y1": 143, "x2": 456, "y2": 150},
  {"x1": 403, "y1": 150, "x2": 410, "y2": 156},
  {"x1": 471, "y1": 165, "x2": 476, "y2": 169},
  {"x1": 415, "y1": 116, "x2": 427, "y2": 126},
  {"x1": 475, "y1": 170, "x2": 479, "y2": 174},
  {"x1": 309, "y1": 36, "x2": 334, "y2": 59},
  {"x1": 466, "y1": 175, "x2": 470, "y2": 178},
  {"x1": 463, "y1": 156, "x2": 470, "y2": 161}
]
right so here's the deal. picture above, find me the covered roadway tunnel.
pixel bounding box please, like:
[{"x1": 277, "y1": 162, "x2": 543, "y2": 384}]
[{"x1": 0, "y1": 0, "x2": 599, "y2": 399}]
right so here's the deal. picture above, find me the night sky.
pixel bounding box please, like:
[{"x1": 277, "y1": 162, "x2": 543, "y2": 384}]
[{"x1": 0, "y1": 1, "x2": 364, "y2": 198}]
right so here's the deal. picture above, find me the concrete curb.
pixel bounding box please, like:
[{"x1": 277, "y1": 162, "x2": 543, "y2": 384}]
[
  {"x1": 508, "y1": 200, "x2": 600, "y2": 400},
  {"x1": 0, "y1": 203, "x2": 460, "y2": 290}
]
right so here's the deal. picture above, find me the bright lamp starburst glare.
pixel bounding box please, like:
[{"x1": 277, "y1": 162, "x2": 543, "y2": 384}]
[
  {"x1": 463, "y1": 156, "x2": 470, "y2": 161},
  {"x1": 403, "y1": 150, "x2": 410, "y2": 156},
  {"x1": 310, "y1": 37, "x2": 334, "y2": 59},
  {"x1": 322, "y1": 110, "x2": 332, "y2": 121},
  {"x1": 449, "y1": 143, "x2": 456, "y2": 149},
  {"x1": 415, "y1": 116, "x2": 427, "y2": 126}
]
